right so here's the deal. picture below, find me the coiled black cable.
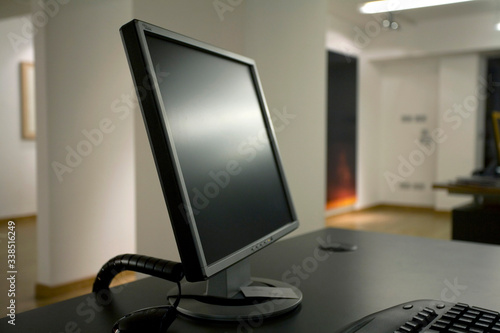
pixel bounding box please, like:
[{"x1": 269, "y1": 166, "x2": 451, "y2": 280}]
[{"x1": 92, "y1": 254, "x2": 184, "y2": 304}]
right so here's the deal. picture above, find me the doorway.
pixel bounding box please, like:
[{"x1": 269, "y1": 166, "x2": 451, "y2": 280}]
[{"x1": 326, "y1": 51, "x2": 357, "y2": 211}]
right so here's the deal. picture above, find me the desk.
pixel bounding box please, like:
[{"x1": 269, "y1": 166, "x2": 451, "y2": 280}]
[
  {"x1": 2, "y1": 228, "x2": 500, "y2": 332},
  {"x1": 433, "y1": 181, "x2": 500, "y2": 205},
  {"x1": 433, "y1": 181, "x2": 500, "y2": 244}
]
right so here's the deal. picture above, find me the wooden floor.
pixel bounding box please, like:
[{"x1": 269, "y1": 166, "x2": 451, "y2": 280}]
[
  {"x1": 0, "y1": 206, "x2": 451, "y2": 315},
  {"x1": 0, "y1": 216, "x2": 134, "y2": 316},
  {"x1": 326, "y1": 205, "x2": 452, "y2": 240}
]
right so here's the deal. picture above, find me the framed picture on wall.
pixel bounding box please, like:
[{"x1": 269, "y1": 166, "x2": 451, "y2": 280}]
[
  {"x1": 21, "y1": 62, "x2": 35, "y2": 140},
  {"x1": 493, "y1": 111, "x2": 500, "y2": 160}
]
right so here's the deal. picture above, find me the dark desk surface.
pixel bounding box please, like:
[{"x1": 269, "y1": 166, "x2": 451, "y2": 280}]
[{"x1": 2, "y1": 228, "x2": 500, "y2": 332}]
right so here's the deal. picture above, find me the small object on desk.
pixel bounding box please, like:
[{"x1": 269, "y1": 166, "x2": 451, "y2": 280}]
[
  {"x1": 318, "y1": 242, "x2": 358, "y2": 252},
  {"x1": 335, "y1": 299, "x2": 500, "y2": 333}
]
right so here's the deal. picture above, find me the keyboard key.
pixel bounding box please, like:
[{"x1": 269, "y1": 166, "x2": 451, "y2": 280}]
[
  {"x1": 452, "y1": 323, "x2": 468, "y2": 330},
  {"x1": 435, "y1": 319, "x2": 451, "y2": 326},
  {"x1": 431, "y1": 322, "x2": 447, "y2": 330},
  {"x1": 451, "y1": 306, "x2": 466, "y2": 313},
  {"x1": 478, "y1": 317, "x2": 493, "y2": 325},
  {"x1": 413, "y1": 315, "x2": 427, "y2": 325},
  {"x1": 419, "y1": 311, "x2": 434, "y2": 322},
  {"x1": 475, "y1": 322, "x2": 490, "y2": 328},
  {"x1": 448, "y1": 309, "x2": 462, "y2": 316},
  {"x1": 442, "y1": 313, "x2": 457, "y2": 321},
  {"x1": 423, "y1": 307, "x2": 437, "y2": 316},
  {"x1": 398, "y1": 324, "x2": 413, "y2": 332},
  {"x1": 469, "y1": 328, "x2": 484, "y2": 333},
  {"x1": 405, "y1": 320, "x2": 422, "y2": 330},
  {"x1": 472, "y1": 306, "x2": 500, "y2": 316},
  {"x1": 482, "y1": 314, "x2": 497, "y2": 320},
  {"x1": 467, "y1": 310, "x2": 481, "y2": 316}
]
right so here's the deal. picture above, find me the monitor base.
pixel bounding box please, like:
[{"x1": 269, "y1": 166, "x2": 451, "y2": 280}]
[{"x1": 168, "y1": 277, "x2": 302, "y2": 321}]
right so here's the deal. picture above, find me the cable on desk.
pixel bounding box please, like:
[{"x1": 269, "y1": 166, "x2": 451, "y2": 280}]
[{"x1": 92, "y1": 254, "x2": 184, "y2": 305}]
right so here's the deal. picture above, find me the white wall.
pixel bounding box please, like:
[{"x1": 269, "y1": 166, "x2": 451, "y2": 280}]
[
  {"x1": 357, "y1": 58, "x2": 382, "y2": 208},
  {"x1": 0, "y1": 2, "x2": 30, "y2": 20},
  {"x1": 378, "y1": 58, "x2": 439, "y2": 206},
  {"x1": 36, "y1": 0, "x2": 135, "y2": 286},
  {"x1": 0, "y1": 15, "x2": 36, "y2": 219},
  {"x1": 244, "y1": 0, "x2": 327, "y2": 235},
  {"x1": 435, "y1": 54, "x2": 486, "y2": 210},
  {"x1": 326, "y1": 15, "x2": 362, "y2": 58}
]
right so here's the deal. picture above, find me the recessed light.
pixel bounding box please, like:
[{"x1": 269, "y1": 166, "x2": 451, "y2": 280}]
[{"x1": 359, "y1": 0, "x2": 475, "y2": 14}]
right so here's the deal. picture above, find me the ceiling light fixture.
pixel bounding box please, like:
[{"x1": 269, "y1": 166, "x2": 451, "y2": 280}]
[
  {"x1": 359, "y1": 0, "x2": 475, "y2": 14},
  {"x1": 382, "y1": 13, "x2": 400, "y2": 30}
]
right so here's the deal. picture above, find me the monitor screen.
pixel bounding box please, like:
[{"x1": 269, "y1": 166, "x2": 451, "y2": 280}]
[
  {"x1": 120, "y1": 20, "x2": 299, "y2": 282},
  {"x1": 144, "y1": 33, "x2": 294, "y2": 266}
]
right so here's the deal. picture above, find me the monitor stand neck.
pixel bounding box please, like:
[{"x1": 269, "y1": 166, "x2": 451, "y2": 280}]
[
  {"x1": 205, "y1": 259, "x2": 252, "y2": 299},
  {"x1": 169, "y1": 258, "x2": 302, "y2": 321}
]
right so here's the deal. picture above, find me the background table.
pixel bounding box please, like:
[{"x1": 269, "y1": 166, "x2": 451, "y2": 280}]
[
  {"x1": 434, "y1": 181, "x2": 500, "y2": 244},
  {"x1": 433, "y1": 181, "x2": 500, "y2": 205}
]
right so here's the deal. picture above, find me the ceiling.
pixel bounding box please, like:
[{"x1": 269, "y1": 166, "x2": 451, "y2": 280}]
[
  {"x1": 1, "y1": 0, "x2": 499, "y2": 28},
  {"x1": 329, "y1": 0, "x2": 500, "y2": 27}
]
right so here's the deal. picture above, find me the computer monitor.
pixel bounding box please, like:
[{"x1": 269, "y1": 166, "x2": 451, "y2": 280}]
[{"x1": 120, "y1": 20, "x2": 302, "y2": 320}]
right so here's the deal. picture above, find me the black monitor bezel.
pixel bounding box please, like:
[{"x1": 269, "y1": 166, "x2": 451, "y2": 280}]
[{"x1": 120, "y1": 19, "x2": 299, "y2": 282}]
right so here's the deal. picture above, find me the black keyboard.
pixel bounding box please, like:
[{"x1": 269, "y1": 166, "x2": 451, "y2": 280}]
[{"x1": 336, "y1": 300, "x2": 500, "y2": 333}]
